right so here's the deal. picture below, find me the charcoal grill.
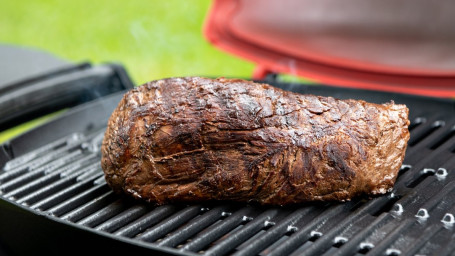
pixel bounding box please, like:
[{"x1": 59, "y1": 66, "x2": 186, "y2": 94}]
[{"x1": 1, "y1": 66, "x2": 455, "y2": 255}]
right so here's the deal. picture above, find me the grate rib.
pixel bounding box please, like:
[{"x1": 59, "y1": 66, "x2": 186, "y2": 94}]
[
  {"x1": 31, "y1": 172, "x2": 104, "y2": 211},
  {"x1": 415, "y1": 180, "x2": 455, "y2": 218},
  {"x1": 266, "y1": 203, "x2": 350, "y2": 256},
  {"x1": 114, "y1": 205, "x2": 178, "y2": 238},
  {"x1": 180, "y1": 207, "x2": 258, "y2": 253},
  {"x1": 60, "y1": 191, "x2": 117, "y2": 222},
  {"x1": 408, "y1": 120, "x2": 444, "y2": 147},
  {"x1": 365, "y1": 219, "x2": 415, "y2": 256},
  {"x1": 137, "y1": 205, "x2": 203, "y2": 243},
  {"x1": 433, "y1": 233, "x2": 455, "y2": 256},
  {"x1": 408, "y1": 117, "x2": 426, "y2": 131},
  {"x1": 429, "y1": 125, "x2": 455, "y2": 149},
  {"x1": 331, "y1": 213, "x2": 392, "y2": 256},
  {"x1": 95, "y1": 204, "x2": 150, "y2": 233},
  {"x1": 2, "y1": 133, "x2": 84, "y2": 171},
  {"x1": 204, "y1": 209, "x2": 281, "y2": 256},
  {"x1": 2, "y1": 154, "x2": 97, "y2": 200},
  {"x1": 77, "y1": 199, "x2": 129, "y2": 228},
  {"x1": 46, "y1": 182, "x2": 109, "y2": 217},
  {"x1": 233, "y1": 207, "x2": 314, "y2": 256},
  {"x1": 157, "y1": 206, "x2": 233, "y2": 248},
  {"x1": 15, "y1": 162, "x2": 99, "y2": 206},
  {"x1": 0, "y1": 150, "x2": 83, "y2": 193},
  {"x1": 299, "y1": 196, "x2": 397, "y2": 256},
  {"x1": 400, "y1": 224, "x2": 442, "y2": 256}
]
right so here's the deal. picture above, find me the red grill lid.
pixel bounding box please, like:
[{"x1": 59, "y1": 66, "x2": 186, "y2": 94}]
[{"x1": 203, "y1": 0, "x2": 455, "y2": 98}]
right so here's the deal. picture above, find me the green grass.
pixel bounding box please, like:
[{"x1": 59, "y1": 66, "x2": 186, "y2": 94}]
[
  {"x1": 0, "y1": 0, "x2": 256, "y2": 142},
  {"x1": 0, "y1": 0, "x2": 255, "y2": 85}
]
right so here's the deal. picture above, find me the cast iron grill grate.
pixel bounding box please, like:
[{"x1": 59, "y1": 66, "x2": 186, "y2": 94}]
[
  {"x1": 1, "y1": 116, "x2": 455, "y2": 255},
  {"x1": 1, "y1": 82, "x2": 455, "y2": 255}
]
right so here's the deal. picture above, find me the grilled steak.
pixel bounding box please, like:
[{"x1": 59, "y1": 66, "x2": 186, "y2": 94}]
[{"x1": 101, "y1": 77, "x2": 410, "y2": 205}]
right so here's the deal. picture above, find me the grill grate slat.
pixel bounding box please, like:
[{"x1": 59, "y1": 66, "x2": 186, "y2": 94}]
[
  {"x1": 157, "y1": 205, "x2": 233, "y2": 248},
  {"x1": 2, "y1": 133, "x2": 85, "y2": 171},
  {"x1": 429, "y1": 125, "x2": 455, "y2": 149},
  {"x1": 46, "y1": 182, "x2": 110, "y2": 217},
  {"x1": 15, "y1": 163, "x2": 98, "y2": 206},
  {"x1": 365, "y1": 219, "x2": 415, "y2": 256},
  {"x1": 331, "y1": 213, "x2": 392, "y2": 256},
  {"x1": 30, "y1": 173, "x2": 104, "y2": 211},
  {"x1": 265, "y1": 203, "x2": 353, "y2": 256},
  {"x1": 0, "y1": 150, "x2": 84, "y2": 193},
  {"x1": 137, "y1": 205, "x2": 203, "y2": 243},
  {"x1": 300, "y1": 196, "x2": 398, "y2": 256},
  {"x1": 204, "y1": 209, "x2": 281, "y2": 256},
  {"x1": 2, "y1": 154, "x2": 98, "y2": 200},
  {"x1": 407, "y1": 117, "x2": 426, "y2": 132},
  {"x1": 415, "y1": 180, "x2": 455, "y2": 219},
  {"x1": 407, "y1": 120, "x2": 445, "y2": 147},
  {"x1": 95, "y1": 204, "x2": 149, "y2": 233},
  {"x1": 179, "y1": 207, "x2": 258, "y2": 253},
  {"x1": 61, "y1": 191, "x2": 117, "y2": 222},
  {"x1": 400, "y1": 224, "x2": 442, "y2": 256},
  {"x1": 232, "y1": 207, "x2": 314, "y2": 256},
  {"x1": 77, "y1": 199, "x2": 130, "y2": 228},
  {"x1": 114, "y1": 205, "x2": 179, "y2": 238},
  {"x1": 433, "y1": 233, "x2": 455, "y2": 256}
]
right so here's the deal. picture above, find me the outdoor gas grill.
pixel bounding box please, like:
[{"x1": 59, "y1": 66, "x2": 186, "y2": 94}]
[
  {"x1": 1, "y1": 57, "x2": 455, "y2": 256},
  {"x1": 2, "y1": 0, "x2": 455, "y2": 255}
]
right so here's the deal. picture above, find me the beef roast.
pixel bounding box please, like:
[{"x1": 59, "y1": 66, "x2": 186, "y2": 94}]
[{"x1": 101, "y1": 77, "x2": 410, "y2": 205}]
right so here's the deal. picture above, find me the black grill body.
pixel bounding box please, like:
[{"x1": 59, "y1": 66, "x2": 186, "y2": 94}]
[{"x1": 1, "y1": 75, "x2": 455, "y2": 256}]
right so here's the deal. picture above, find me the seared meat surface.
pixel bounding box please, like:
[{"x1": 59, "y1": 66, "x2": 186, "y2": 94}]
[{"x1": 101, "y1": 77, "x2": 410, "y2": 205}]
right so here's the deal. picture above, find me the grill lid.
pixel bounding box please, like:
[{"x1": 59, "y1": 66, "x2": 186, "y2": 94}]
[{"x1": 204, "y1": 0, "x2": 455, "y2": 97}]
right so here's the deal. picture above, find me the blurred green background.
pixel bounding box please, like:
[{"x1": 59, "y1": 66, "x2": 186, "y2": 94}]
[
  {"x1": 0, "y1": 0, "x2": 257, "y2": 142},
  {"x1": 0, "y1": 0, "x2": 255, "y2": 85}
]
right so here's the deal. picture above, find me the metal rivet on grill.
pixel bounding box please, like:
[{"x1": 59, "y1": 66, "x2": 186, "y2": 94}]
[
  {"x1": 432, "y1": 120, "x2": 445, "y2": 127},
  {"x1": 414, "y1": 117, "x2": 426, "y2": 123},
  {"x1": 94, "y1": 176, "x2": 106, "y2": 185},
  {"x1": 359, "y1": 242, "x2": 374, "y2": 252},
  {"x1": 422, "y1": 168, "x2": 435, "y2": 174},
  {"x1": 391, "y1": 203, "x2": 404, "y2": 215},
  {"x1": 436, "y1": 168, "x2": 448, "y2": 180},
  {"x1": 400, "y1": 164, "x2": 412, "y2": 170},
  {"x1": 242, "y1": 216, "x2": 253, "y2": 222},
  {"x1": 415, "y1": 208, "x2": 429, "y2": 220},
  {"x1": 310, "y1": 231, "x2": 322, "y2": 240},
  {"x1": 333, "y1": 236, "x2": 348, "y2": 245},
  {"x1": 441, "y1": 213, "x2": 455, "y2": 226},
  {"x1": 386, "y1": 248, "x2": 402, "y2": 256},
  {"x1": 286, "y1": 225, "x2": 298, "y2": 233},
  {"x1": 264, "y1": 220, "x2": 275, "y2": 227},
  {"x1": 221, "y1": 211, "x2": 232, "y2": 217},
  {"x1": 81, "y1": 142, "x2": 99, "y2": 153},
  {"x1": 69, "y1": 133, "x2": 85, "y2": 142}
]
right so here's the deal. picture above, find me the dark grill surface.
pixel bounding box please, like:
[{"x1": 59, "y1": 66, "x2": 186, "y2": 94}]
[{"x1": 1, "y1": 81, "x2": 455, "y2": 256}]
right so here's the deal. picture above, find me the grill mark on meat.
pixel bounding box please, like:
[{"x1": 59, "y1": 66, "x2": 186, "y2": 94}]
[{"x1": 102, "y1": 77, "x2": 410, "y2": 205}]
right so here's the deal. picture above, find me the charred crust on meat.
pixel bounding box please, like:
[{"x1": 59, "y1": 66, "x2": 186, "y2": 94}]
[{"x1": 101, "y1": 77, "x2": 410, "y2": 205}]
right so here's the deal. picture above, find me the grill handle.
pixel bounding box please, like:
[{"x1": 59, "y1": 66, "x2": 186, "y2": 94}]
[{"x1": 0, "y1": 63, "x2": 134, "y2": 133}]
